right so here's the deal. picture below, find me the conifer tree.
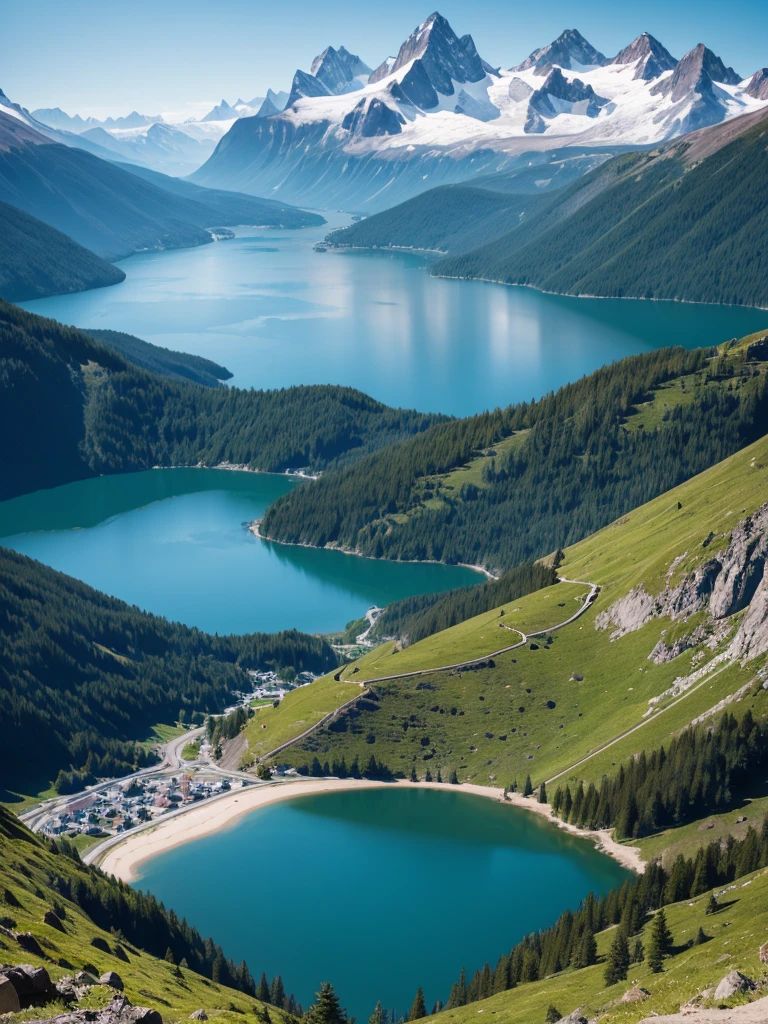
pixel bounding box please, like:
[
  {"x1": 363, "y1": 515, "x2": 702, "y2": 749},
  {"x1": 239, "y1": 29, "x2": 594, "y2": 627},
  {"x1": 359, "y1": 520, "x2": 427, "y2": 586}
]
[
  {"x1": 647, "y1": 907, "x2": 673, "y2": 973},
  {"x1": 631, "y1": 938, "x2": 644, "y2": 963},
  {"x1": 572, "y1": 928, "x2": 597, "y2": 969},
  {"x1": 165, "y1": 947, "x2": 175, "y2": 964},
  {"x1": 258, "y1": 973, "x2": 271, "y2": 1002},
  {"x1": 410, "y1": 766, "x2": 418, "y2": 782},
  {"x1": 407, "y1": 987, "x2": 426, "y2": 1021},
  {"x1": 425, "y1": 768, "x2": 432, "y2": 782},
  {"x1": 545, "y1": 1007, "x2": 562, "y2": 1023},
  {"x1": 437, "y1": 768, "x2": 443, "y2": 783},
  {"x1": 305, "y1": 982, "x2": 348, "y2": 1024},
  {"x1": 705, "y1": 892, "x2": 718, "y2": 915},
  {"x1": 695, "y1": 927, "x2": 708, "y2": 945},
  {"x1": 523, "y1": 775, "x2": 533, "y2": 797},
  {"x1": 563, "y1": 785, "x2": 573, "y2": 821},
  {"x1": 604, "y1": 929, "x2": 629, "y2": 985},
  {"x1": 552, "y1": 786, "x2": 563, "y2": 815},
  {"x1": 538, "y1": 782, "x2": 547, "y2": 804},
  {"x1": 369, "y1": 1000, "x2": 386, "y2": 1024},
  {"x1": 270, "y1": 976, "x2": 285, "y2": 1007},
  {"x1": 449, "y1": 769, "x2": 459, "y2": 784}
]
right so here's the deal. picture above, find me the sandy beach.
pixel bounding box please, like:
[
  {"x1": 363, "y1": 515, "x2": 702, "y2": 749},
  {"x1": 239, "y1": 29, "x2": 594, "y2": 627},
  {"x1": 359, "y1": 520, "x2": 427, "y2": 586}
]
[{"x1": 96, "y1": 777, "x2": 644, "y2": 882}]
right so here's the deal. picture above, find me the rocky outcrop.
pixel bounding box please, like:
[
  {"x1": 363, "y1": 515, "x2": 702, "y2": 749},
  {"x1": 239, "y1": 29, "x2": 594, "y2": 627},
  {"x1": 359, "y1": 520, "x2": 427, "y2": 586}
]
[
  {"x1": 597, "y1": 504, "x2": 768, "y2": 659},
  {"x1": 745, "y1": 69, "x2": 768, "y2": 100},
  {"x1": 310, "y1": 46, "x2": 371, "y2": 95},
  {"x1": 342, "y1": 98, "x2": 405, "y2": 137},
  {"x1": 713, "y1": 970, "x2": 756, "y2": 1000},
  {"x1": 189, "y1": 1012, "x2": 208, "y2": 1021},
  {"x1": 527, "y1": 68, "x2": 609, "y2": 129},
  {"x1": 286, "y1": 70, "x2": 331, "y2": 108},
  {"x1": 621, "y1": 986, "x2": 650, "y2": 1003},
  {"x1": 99, "y1": 973, "x2": 124, "y2": 991},
  {"x1": 26, "y1": 995, "x2": 162, "y2": 1024},
  {"x1": 0, "y1": 975, "x2": 21, "y2": 1014},
  {"x1": 0, "y1": 964, "x2": 57, "y2": 1007}
]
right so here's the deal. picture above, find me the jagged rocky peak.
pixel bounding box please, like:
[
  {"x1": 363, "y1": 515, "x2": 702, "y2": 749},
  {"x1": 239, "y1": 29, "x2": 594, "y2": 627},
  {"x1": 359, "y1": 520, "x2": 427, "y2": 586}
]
[
  {"x1": 369, "y1": 57, "x2": 396, "y2": 84},
  {"x1": 654, "y1": 42, "x2": 741, "y2": 102},
  {"x1": 392, "y1": 12, "x2": 487, "y2": 92},
  {"x1": 202, "y1": 99, "x2": 236, "y2": 122},
  {"x1": 287, "y1": 69, "x2": 331, "y2": 107},
  {"x1": 612, "y1": 32, "x2": 677, "y2": 80},
  {"x1": 513, "y1": 29, "x2": 607, "y2": 76},
  {"x1": 525, "y1": 67, "x2": 609, "y2": 133},
  {"x1": 342, "y1": 96, "x2": 405, "y2": 137},
  {"x1": 256, "y1": 95, "x2": 279, "y2": 118},
  {"x1": 746, "y1": 68, "x2": 768, "y2": 100},
  {"x1": 310, "y1": 45, "x2": 372, "y2": 95}
]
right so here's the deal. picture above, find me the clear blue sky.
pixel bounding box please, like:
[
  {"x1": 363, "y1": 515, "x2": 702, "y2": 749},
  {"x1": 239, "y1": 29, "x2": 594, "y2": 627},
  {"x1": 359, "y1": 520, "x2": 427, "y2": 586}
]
[{"x1": 4, "y1": 0, "x2": 767, "y2": 119}]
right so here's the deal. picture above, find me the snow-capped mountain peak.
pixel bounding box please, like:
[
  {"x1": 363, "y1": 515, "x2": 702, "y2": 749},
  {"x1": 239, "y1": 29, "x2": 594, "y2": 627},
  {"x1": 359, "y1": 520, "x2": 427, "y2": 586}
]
[
  {"x1": 310, "y1": 45, "x2": 372, "y2": 95},
  {"x1": 513, "y1": 29, "x2": 607, "y2": 76},
  {"x1": 612, "y1": 33, "x2": 677, "y2": 80},
  {"x1": 391, "y1": 11, "x2": 486, "y2": 90}
]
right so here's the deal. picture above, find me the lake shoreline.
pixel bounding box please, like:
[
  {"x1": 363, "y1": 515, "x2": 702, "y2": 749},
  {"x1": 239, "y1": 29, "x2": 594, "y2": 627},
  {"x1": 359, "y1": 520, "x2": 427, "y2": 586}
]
[
  {"x1": 96, "y1": 777, "x2": 643, "y2": 883},
  {"x1": 249, "y1": 519, "x2": 497, "y2": 580}
]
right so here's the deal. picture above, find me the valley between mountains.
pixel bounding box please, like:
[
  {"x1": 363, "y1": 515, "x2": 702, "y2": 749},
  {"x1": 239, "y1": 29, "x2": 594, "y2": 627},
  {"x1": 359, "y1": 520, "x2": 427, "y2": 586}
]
[{"x1": 4, "y1": 6, "x2": 768, "y2": 1024}]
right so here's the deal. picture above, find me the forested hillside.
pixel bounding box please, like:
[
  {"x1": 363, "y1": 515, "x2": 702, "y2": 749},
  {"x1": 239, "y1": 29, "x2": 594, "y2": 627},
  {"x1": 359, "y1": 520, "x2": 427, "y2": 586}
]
[
  {"x1": 436, "y1": 107, "x2": 768, "y2": 307},
  {"x1": 0, "y1": 546, "x2": 338, "y2": 797},
  {"x1": 84, "y1": 328, "x2": 233, "y2": 387},
  {"x1": 261, "y1": 342, "x2": 768, "y2": 572},
  {"x1": 326, "y1": 187, "x2": 551, "y2": 255},
  {"x1": 0, "y1": 301, "x2": 443, "y2": 501},
  {"x1": 0, "y1": 199, "x2": 125, "y2": 301}
]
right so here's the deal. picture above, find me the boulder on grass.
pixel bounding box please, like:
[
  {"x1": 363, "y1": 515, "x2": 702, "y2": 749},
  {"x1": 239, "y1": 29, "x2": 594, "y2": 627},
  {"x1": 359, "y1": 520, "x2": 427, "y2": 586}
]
[
  {"x1": 0, "y1": 975, "x2": 21, "y2": 1014},
  {"x1": 100, "y1": 972, "x2": 124, "y2": 991},
  {"x1": 44, "y1": 910, "x2": 66, "y2": 932},
  {"x1": 621, "y1": 986, "x2": 650, "y2": 1003},
  {"x1": 713, "y1": 970, "x2": 756, "y2": 1000},
  {"x1": 189, "y1": 1011, "x2": 208, "y2": 1021}
]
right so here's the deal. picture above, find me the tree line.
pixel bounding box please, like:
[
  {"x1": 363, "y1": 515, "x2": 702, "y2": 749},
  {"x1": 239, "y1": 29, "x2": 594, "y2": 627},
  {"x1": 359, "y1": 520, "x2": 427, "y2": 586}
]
[
  {"x1": 551, "y1": 711, "x2": 767, "y2": 839},
  {"x1": 439, "y1": 814, "x2": 768, "y2": 1010},
  {"x1": 0, "y1": 546, "x2": 338, "y2": 795},
  {"x1": 262, "y1": 345, "x2": 768, "y2": 573}
]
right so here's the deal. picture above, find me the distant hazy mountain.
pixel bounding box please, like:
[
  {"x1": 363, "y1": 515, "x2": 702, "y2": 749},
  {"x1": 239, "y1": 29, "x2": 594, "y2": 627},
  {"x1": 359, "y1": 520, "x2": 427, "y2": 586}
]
[
  {"x1": 0, "y1": 199, "x2": 125, "y2": 301},
  {"x1": 0, "y1": 111, "x2": 323, "y2": 260},
  {"x1": 32, "y1": 107, "x2": 163, "y2": 132},
  {"x1": 81, "y1": 121, "x2": 215, "y2": 175},
  {"x1": 191, "y1": 11, "x2": 768, "y2": 211}
]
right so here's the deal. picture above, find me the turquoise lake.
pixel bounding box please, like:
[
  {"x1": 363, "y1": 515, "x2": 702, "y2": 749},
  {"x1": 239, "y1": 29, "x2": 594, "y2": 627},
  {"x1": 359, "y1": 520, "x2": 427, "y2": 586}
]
[
  {"x1": 0, "y1": 469, "x2": 479, "y2": 634},
  {"x1": 136, "y1": 786, "x2": 630, "y2": 1022},
  {"x1": 20, "y1": 214, "x2": 768, "y2": 417}
]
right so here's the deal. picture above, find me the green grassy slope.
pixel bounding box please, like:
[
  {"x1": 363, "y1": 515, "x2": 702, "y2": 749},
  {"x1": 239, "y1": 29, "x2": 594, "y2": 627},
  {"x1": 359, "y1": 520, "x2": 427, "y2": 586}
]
[
  {"x1": 263, "y1": 432, "x2": 768, "y2": 795},
  {"x1": 0, "y1": 200, "x2": 125, "y2": 302},
  {"x1": 0, "y1": 809, "x2": 296, "y2": 1024},
  {"x1": 0, "y1": 300, "x2": 443, "y2": 501},
  {"x1": 435, "y1": 108, "x2": 768, "y2": 307}
]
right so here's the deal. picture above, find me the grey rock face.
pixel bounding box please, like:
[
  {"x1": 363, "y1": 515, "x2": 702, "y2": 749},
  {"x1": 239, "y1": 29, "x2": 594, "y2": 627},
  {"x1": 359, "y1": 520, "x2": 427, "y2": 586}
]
[
  {"x1": 527, "y1": 68, "x2": 609, "y2": 129},
  {"x1": 597, "y1": 503, "x2": 768, "y2": 655},
  {"x1": 612, "y1": 33, "x2": 677, "y2": 80},
  {"x1": 392, "y1": 12, "x2": 487, "y2": 99},
  {"x1": 310, "y1": 46, "x2": 371, "y2": 95},
  {"x1": 342, "y1": 98, "x2": 405, "y2": 137},
  {"x1": 189, "y1": 1011, "x2": 208, "y2": 1021},
  {"x1": 369, "y1": 58, "x2": 396, "y2": 84},
  {"x1": 746, "y1": 68, "x2": 768, "y2": 100},
  {"x1": 513, "y1": 29, "x2": 607, "y2": 75},
  {"x1": 713, "y1": 970, "x2": 755, "y2": 1000},
  {"x1": 286, "y1": 70, "x2": 331, "y2": 108}
]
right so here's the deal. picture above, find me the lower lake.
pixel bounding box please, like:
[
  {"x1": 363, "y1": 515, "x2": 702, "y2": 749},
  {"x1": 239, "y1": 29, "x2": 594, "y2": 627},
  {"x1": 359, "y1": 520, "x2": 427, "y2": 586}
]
[
  {"x1": 0, "y1": 469, "x2": 479, "y2": 635},
  {"x1": 19, "y1": 215, "x2": 768, "y2": 418},
  {"x1": 135, "y1": 786, "x2": 630, "y2": 1022}
]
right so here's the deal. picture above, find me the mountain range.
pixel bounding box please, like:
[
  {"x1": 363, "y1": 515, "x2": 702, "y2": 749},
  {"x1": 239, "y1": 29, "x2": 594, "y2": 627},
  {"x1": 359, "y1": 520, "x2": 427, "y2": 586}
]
[{"x1": 191, "y1": 12, "x2": 768, "y2": 210}]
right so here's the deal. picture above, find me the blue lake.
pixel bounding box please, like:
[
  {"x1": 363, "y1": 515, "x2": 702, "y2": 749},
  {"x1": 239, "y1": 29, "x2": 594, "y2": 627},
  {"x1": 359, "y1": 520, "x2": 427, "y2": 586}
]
[{"x1": 20, "y1": 215, "x2": 768, "y2": 417}]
